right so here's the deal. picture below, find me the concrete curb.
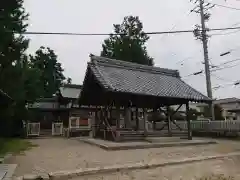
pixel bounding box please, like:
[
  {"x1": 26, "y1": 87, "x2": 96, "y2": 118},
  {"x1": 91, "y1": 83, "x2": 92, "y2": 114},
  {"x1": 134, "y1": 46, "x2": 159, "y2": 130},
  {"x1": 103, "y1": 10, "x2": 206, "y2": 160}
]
[
  {"x1": 18, "y1": 151, "x2": 240, "y2": 180},
  {"x1": 0, "y1": 154, "x2": 12, "y2": 164},
  {"x1": 81, "y1": 139, "x2": 217, "y2": 151}
]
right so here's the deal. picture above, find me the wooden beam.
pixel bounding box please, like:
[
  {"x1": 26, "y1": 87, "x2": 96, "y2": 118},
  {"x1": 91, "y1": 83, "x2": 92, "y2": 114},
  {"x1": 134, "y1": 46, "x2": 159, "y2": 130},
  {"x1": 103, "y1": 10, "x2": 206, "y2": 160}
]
[
  {"x1": 159, "y1": 107, "x2": 167, "y2": 116},
  {"x1": 170, "y1": 104, "x2": 183, "y2": 131},
  {"x1": 170, "y1": 104, "x2": 183, "y2": 117},
  {"x1": 186, "y1": 102, "x2": 192, "y2": 140}
]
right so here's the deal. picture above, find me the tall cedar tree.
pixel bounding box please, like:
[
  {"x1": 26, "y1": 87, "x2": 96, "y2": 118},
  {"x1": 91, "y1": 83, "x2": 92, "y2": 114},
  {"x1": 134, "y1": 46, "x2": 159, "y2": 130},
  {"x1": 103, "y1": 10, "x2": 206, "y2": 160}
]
[
  {"x1": 0, "y1": 0, "x2": 29, "y2": 99},
  {"x1": 101, "y1": 16, "x2": 154, "y2": 66},
  {"x1": 30, "y1": 47, "x2": 66, "y2": 97},
  {"x1": 0, "y1": 0, "x2": 43, "y2": 136}
]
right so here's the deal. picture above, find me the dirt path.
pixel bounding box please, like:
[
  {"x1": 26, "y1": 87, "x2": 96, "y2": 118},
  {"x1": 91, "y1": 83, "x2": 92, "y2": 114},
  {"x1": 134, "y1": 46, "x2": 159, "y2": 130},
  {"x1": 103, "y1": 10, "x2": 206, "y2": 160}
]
[
  {"x1": 7, "y1": 138, "x2": 240, "y2": 177},
  {"x1": 72, "y1": 156, "x2": 240, "y2": 180}
]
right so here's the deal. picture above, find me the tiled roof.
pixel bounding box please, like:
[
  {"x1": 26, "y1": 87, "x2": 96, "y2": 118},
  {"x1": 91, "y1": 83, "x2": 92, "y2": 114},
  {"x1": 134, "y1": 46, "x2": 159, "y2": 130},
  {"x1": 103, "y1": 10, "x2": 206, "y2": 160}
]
[{"x1": 86, "y1": 56, "x2": 211, "y2": 102}]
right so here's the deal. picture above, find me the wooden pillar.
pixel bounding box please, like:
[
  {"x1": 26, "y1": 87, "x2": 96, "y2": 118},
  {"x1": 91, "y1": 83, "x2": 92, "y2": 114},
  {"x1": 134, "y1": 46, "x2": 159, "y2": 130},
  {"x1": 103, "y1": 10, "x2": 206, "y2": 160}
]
[
  {"x1": 116, "y1": 106, "x2": 120, "y2": 129},
  {"x1": 92, "y1": 109, "x2": 97, "y2": 138},
  {"x1": 124, "y1": 107, "x2": 131, "y2": 128},
  {"x1": 153, "y1": 108, "x2": 157, "y2": 130},
  {"x1": 186, "y1": 102, "x2": 192, "y2": 140},
  {"x1": 143, "y1": 108, "x2": 148, "y2": 136},
  {"x1": 167, "y1": 106, "x2": 172, "y2": 136},
  {"x1": 103, "y1": 107, "x2": 107, "y2": 140},
  {"x1": 116, "y1": 105, "x2": 120, "y2": 141},
  {"x1": 136, "y1": 108, "x2": 139, "y2": 131}
]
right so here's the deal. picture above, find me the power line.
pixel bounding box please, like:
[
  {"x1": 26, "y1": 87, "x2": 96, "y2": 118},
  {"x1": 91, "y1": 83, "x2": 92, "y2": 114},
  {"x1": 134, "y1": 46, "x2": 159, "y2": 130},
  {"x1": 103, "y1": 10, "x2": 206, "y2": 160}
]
[
  {"x1": 210, "y1": 21, "x2": 240, "y2": 36},
  {"x1": 158, "y1": 7, "x2": 196, "y2": 42},
  {"x1": 211, "y1": 62, "x2": 240, "y2": 72},
  {"x1": 214, "y1": 58, "x2": 240, "y2": 67},
  {"x1": 210, "y1": 29, "x2": 240, "y2": 36},
  {"x1": 183, "y1": 58, "x2": 240, "y2": 78},
  {"x1": 12, "y1": 26, "x2": 240, "y2": 36},
  {"x1": 219, "y1": 45, "x2": 240, "y2": 56},
  {"x1": 211, "y1": 74, "x2": 235, "y2": 82},
  {"x1": 212, "y1": 81, "x2": 240, "y2": 90},
  {"x1": 176, "y1": 56, "x2": 193, "y2": 65},
  {"x1": 207, "y1": 1, "x2": 240, "y2": 10}
]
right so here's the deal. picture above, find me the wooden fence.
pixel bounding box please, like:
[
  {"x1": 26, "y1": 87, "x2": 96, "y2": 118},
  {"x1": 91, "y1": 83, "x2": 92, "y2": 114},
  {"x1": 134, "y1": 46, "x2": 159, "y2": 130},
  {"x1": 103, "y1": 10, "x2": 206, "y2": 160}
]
[{"x1": 155, "y1": 120, "x2": 240, "y2": 133}]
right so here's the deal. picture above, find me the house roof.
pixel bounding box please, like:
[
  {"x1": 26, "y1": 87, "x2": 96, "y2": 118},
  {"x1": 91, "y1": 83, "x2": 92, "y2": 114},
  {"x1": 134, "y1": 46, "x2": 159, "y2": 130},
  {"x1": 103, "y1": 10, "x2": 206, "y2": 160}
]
[
  {"x1": 214, "y1": 97, "x2": 240, "y2": 104},
  {"x1": 59, "y1": 84, "x2": 82, "y2": 99},
  {"x1": 80, "y1": 56, "x2": 211, "y2": 106},
  {"x1": 227, "y1": 108, "x2": 240, "y2": 112}
]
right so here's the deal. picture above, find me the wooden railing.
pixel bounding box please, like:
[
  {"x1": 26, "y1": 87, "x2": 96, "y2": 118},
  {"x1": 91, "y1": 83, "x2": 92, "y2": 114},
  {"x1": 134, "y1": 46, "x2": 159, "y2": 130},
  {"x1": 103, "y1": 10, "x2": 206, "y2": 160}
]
[{"x1": 155, "y1": 120, "x2": 240, "y2": 133}]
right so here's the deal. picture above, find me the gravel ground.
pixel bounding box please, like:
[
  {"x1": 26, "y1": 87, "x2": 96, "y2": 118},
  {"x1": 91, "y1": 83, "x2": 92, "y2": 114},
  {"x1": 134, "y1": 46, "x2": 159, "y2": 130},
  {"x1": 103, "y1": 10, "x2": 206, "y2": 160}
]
[
  {"x1": 73, "y1": 156, "x2": 240, "y2": 180},
  {"x1": 6, "y1": 137, "x2": 240, "y2": 177}
]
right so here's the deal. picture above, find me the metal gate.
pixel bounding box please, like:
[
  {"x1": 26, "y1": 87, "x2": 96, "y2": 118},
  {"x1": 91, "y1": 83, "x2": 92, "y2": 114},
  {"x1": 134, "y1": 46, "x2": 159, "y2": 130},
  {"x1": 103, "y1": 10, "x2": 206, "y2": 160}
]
[
  {"x1": 27, "y1": 123, "x2": 40, "y2": 137},
  {"x1": 52, "y1": 122, "x2": 63, "y2": 136}
]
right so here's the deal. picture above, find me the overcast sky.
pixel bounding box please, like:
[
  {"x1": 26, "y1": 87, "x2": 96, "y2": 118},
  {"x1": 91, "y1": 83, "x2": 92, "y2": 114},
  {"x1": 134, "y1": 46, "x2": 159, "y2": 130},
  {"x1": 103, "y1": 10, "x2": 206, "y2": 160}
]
[{"x1": 23, "y1": 0, "x2": 240, "y2": 99}]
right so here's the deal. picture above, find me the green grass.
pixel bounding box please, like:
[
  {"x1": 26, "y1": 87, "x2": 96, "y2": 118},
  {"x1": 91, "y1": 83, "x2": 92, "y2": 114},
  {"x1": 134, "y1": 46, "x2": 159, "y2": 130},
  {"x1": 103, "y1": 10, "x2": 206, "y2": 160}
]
[{"x1": 0, "y1": 138, "x2": 37, "y2": 157}]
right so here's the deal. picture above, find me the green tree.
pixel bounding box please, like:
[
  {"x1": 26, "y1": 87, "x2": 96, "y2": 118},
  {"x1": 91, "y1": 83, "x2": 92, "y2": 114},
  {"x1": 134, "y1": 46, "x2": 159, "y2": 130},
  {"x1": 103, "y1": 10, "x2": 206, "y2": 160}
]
[
  {"x1": 101, "y1": 16, "x2": 154, "y2": 66},
  {"x1": 66, "y1": 77, "x2": 72, "y2": 84},
  {"x1": 30, "y1": 47, "x2": 66, "y2": 97},
  {"x1": 0, "y1": 0, "x2": 29, "y2": 98},
  {"x1": 0, "y1": 0, "x2": 43, "y2": 136}
]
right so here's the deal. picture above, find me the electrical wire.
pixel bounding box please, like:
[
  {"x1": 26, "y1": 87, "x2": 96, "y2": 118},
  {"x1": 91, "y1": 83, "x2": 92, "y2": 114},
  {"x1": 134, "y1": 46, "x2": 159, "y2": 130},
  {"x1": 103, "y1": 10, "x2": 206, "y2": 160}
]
[
  {"x1": 182, "y1": 58, "x2": 240, "y2": 78},
  {"x1": 206, "y1": 1, "x2": 240, "y2": 10},
  {"x1": 210, "y1": 29, "x2": 240, "y2": 36},
  {"x1": 176, "y1": 56, "x2": 193, "y2": 65},
  {"x1": 219, "y1": 45, "x2": 240, "y2": 56},
  {"x1": 10, "y1": 26, "x2": 240, "y2": 36},
  {"x1": 211, "y1": 62, "x2": 240, "y2": 72},
  {"x1": 211, "y1": 74, "x2": 235, "y2": 82},
  {"x1": 158, "y1": 6, "x2": 198, "y2": 42},
  {"x1": 214, "y1": 58, "x2": 240, "y2": 67}
]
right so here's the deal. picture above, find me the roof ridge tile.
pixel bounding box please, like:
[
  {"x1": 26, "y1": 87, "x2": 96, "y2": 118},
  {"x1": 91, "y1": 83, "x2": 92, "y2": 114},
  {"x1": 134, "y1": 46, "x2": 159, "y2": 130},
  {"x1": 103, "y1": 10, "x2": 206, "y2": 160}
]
[{"x1": 90, "y1": 55, "x2": 180, "y2": 77}]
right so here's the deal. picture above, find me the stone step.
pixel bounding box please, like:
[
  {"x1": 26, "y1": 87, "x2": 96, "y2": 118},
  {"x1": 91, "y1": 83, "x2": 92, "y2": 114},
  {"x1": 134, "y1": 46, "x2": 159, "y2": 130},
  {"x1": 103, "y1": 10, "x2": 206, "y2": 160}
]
[{"x1": 145, "y1": 136, "x2": 183, "y2": 143}]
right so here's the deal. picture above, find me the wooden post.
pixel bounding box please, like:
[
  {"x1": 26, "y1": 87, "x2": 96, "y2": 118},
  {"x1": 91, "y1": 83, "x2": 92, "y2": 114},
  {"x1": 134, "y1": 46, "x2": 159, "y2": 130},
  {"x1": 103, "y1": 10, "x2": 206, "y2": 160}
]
[
  {"x1": 143, "y1": 108, "x2": 148, "y2": 136},
  {"x1": 186, "y1": 102, "x2": 192, "y2": 140},
  {"x1": 125, "y1": 107, "x2": 131, "y2": 128},
  {"x1": 116, "y1": 105, "x2": 120, "y2": 141},
  {"x1": 167, "y1": 106, "x2": 172, "y2": 136},
  {"x1": 116, "y1": 106, "x2": 120, "y2": 129},
  {"x1": 92, "y1": 109, "x2": 98, "y2": 138},
  {"x1": 152, "y1": 108, "x2": 156, "y2": 131},
  {"x1": 136, "y1": 108, "x2": 139, "y2": 131}
]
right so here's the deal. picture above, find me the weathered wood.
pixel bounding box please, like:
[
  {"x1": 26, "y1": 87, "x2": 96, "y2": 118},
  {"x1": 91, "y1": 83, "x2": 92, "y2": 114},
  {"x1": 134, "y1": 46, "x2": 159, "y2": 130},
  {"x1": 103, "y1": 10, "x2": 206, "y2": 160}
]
[
  {"x1": 143, "y1": 108, "x2": 147, "y2": 136},
  {"x1": 186, "y1": 102, "x2": 192, "y2": 140},
  {"x1": 167, "y1": 106, "x2": 172, "y2": 136},
  {"x1": 136, "y1": 108, "x2": 139, "y2": 130}
]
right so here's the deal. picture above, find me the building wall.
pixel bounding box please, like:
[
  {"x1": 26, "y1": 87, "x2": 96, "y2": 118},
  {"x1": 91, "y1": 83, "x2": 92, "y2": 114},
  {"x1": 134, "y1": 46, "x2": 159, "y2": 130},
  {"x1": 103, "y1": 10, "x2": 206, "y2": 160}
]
[{"x1": 215, "y1": 102, "x2": 239, "y2": 120}]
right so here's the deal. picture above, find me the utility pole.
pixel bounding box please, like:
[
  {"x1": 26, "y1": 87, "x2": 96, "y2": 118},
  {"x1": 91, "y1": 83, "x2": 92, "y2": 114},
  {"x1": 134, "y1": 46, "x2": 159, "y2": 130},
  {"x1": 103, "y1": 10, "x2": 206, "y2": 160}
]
[{"x1": 198, "y1": 0, "x2": 215, "y2": 120}]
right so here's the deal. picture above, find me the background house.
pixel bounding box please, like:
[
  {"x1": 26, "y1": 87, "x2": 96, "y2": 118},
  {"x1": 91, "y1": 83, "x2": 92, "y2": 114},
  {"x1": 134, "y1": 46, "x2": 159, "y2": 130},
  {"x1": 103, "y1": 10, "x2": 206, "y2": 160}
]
[
  {"x1": 213, "y1": 98, "x2": 240, "y2": 120},
  {"x1": 171, "y1": 98, "x2": 240, "y2": 121},
  {"x1": 27, "y1": 84, "x2": 90, "y2": 131},
  {"x1": 172, "y1": 103, "x2": 208, "y2": 120}
]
